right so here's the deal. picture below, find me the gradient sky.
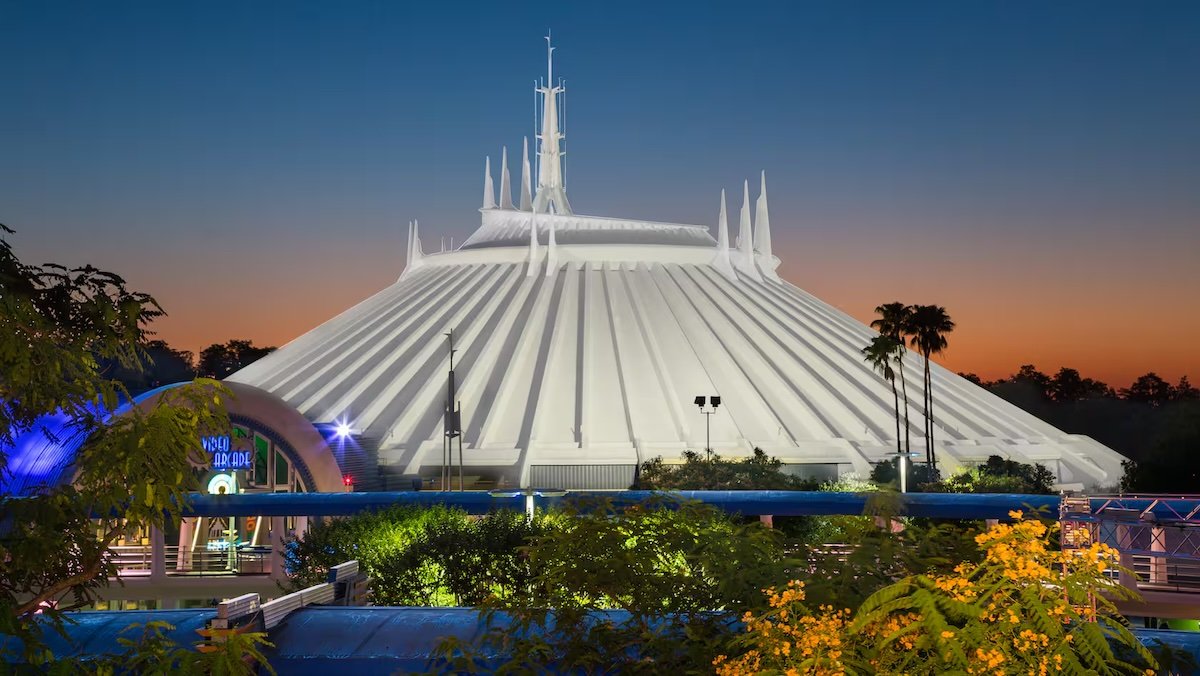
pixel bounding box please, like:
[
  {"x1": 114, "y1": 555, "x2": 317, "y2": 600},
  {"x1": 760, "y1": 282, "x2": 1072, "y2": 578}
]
[{"x1": 3, "y1": 1, "x2": 1198, "y2": 387}]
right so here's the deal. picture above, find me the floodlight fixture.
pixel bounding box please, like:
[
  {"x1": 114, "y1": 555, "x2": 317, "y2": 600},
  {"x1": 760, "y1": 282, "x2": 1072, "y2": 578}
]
[{"x1": 694, "y1": 395, "x2": 722, "y2": 458}]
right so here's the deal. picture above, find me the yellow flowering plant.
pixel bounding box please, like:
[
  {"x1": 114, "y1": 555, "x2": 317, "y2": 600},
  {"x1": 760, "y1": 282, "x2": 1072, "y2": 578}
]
[{"x1": 718, "y1": 511, "x2": 1158, "y2": 675}]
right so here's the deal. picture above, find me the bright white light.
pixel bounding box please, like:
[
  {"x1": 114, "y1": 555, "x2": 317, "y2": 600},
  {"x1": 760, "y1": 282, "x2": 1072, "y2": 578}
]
[
  {"x1": 335, "y1": 421, "x2": 352, "y2": 438},
  {"x1": 207, "y1": 473, "x2": 235, "y2": 495}
]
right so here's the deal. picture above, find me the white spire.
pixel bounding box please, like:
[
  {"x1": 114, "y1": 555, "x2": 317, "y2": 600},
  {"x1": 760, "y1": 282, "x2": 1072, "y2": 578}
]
[
  {"x1": 401, "y1": 219, "x2": 425, "y2": 281},
  {"x1": 531, "y1": 34, "x2": 572, "y2": 215},
  {"x1": 520, "y1": 136, "x2": 533, "y2": 211},
  {"x1": 754, "y1": 170, "x2": 780, "y2": 281},
  {"x1": 735, "y1": 180, "x2": 762, "y2": 281},
  {"x1": 526, "y1": 208, "x2": 539, "y2": 276},
  {"x1": 754, "y1": 171, "x2": 773, "y2": 257},
  {"x1": 482, "y1": 156, "x2": 496, "y2": 209},
  {"x1": 499, "y1": 146, "x2": 514, "y2": 210},
  {"x1": 405, "y1": 219, "x2": 413, "y2": 265},
  {"x1": 710, "y1": 189, "x2": 737, "y2": 281}
]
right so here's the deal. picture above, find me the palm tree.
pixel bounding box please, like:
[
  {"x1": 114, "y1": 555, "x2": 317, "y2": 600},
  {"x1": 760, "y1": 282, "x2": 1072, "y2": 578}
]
[
  {"x1": 861, "y1": 335, "x2": 904, "y2": 460},
  {"x1": 905, "y1": 305, "x2": 955, "y2": 473},
  {"x1": 870, "y1": 302, "x2": 913, "y2": 460}
]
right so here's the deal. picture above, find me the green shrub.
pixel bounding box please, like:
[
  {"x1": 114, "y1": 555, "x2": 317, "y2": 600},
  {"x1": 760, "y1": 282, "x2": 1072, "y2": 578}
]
[
  {"x1": 437, "y1": 495, "x2": 789, "y2": 674},
  {"x1": 871, "y1": 454, "x2": 1055, "y2": 494},
  {"x1": 634, "y1": 449, "x2": 819, "y2": 491},
  {"x1": 284, "y1": 506, "x2": 551, "y2": 605}
]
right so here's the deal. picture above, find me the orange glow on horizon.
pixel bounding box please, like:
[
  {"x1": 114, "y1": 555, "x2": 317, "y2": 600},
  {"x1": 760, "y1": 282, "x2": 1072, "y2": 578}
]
[{"x1": 137, "y1": 229, "x2": 1198, "y2": 391}]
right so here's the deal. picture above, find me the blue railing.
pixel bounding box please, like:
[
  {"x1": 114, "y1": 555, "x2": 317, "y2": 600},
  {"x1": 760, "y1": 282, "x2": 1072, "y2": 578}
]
[{"x1": 181, "y1": 489, "x2": 1063, "y2": 519}]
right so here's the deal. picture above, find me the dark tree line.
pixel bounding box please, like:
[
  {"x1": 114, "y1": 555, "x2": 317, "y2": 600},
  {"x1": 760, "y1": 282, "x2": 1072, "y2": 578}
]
[
  {"x1": 102, "y1": 338, "x2": 276, "y2": 393},
  {"x1": 960, "y1": 365, "x2": 1199, "y2": 493}
]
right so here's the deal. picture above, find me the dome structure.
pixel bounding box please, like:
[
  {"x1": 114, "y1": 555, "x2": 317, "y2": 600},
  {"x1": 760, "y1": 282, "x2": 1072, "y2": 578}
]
[{"x1": 229, "y1": 40, "x2": 1126, "y2": 491}]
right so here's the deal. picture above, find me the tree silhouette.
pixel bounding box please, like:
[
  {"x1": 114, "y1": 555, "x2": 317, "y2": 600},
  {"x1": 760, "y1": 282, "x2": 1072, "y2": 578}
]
[
  {"x1": 862, "y1": 334, "x2": 904, "y2": 458},
  {"x1": 1012, "y1": 364, "x2": 1053, "y2": 399},
  {"x1": 904, "y1": 305, "x2": 955, "y2": 472},
  {"x1": 197, "y1": 339, "x2": 276, "y2": 379},
  {"x1": 870, "y1": 302, "x2": 914, "y2": 458},
  {"x1": 1120, "y1": 372, "x2": 1174, "y2": 406},
  {"x1": 1048, "y1": 367, "x2": 1114, "y2": 402},
  {"x1": 1175, "y1": 376, "x2": 1199, "y2": 400}
]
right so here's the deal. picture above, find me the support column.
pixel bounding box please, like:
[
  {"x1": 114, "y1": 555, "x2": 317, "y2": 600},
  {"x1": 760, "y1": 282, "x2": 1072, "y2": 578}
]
[
  {"x1": 270, "y1": 516, "x2": 287, "y2": 582},
  {"x1": 1116, "y1": 524, "x2": 1137, "y2": 590},
  {"x1": 150, "y1": 526, "x2": 166, "y2": 580},
  {"x1": 1150, "y1": 525, "x2": 1167, "y2": 585}
]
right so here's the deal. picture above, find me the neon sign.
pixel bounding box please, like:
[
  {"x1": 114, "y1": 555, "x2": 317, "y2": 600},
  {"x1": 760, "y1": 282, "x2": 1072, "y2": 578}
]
[{"x1": 202, "y1": 436, "x2": 253, "y2": 471}]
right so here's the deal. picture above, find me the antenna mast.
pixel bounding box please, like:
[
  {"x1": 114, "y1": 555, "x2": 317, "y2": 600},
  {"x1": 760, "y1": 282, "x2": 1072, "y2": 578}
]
[
  {"x1": 442, "y1": 329, "x2": 464, "y2": 491},
  {"x1": 531, "y1": 32, "x2": 572, "y2": 215}
]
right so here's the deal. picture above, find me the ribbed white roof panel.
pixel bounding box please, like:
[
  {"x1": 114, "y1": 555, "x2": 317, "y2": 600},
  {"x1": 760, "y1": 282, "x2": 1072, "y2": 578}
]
[{"x1": 229, "y1": 243, "x2": 1127, "y2": 490}]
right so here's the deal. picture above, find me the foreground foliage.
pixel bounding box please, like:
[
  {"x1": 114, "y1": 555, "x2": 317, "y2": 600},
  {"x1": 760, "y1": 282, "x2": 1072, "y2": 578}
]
[
  {"x1": 38, "y1": 621, "x2": 275, "y2": 675},
  {"x1": 791, "y1": 495, "x2": 983, "y2": 610},
  {"x1": 870, "y1": 454, "x2": 1054, "y2": 495},
  {"x1": 286, "y1": 506, "x2": 554, "y2": 606},
  {"x1": 436, "y1": 496, "x2": 788, "y2": 674},
  {"x1": 716, "y1": 511, "x2": 1156, "y2": 675},
  {"x1": 0, "y1": 226, "x2": 268, "y2": 672},
  {"x1": 635, "y1": 449, "x2": 819, "y2": 491}
]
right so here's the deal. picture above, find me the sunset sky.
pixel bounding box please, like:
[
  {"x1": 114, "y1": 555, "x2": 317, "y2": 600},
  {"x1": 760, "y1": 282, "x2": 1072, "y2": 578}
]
[{"x1": 3, "y1": 1, "x2": 1197, "y2": 387}]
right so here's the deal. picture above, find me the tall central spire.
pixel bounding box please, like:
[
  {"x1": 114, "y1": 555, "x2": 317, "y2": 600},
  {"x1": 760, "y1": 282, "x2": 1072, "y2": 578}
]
[{"x1": 531, "y1": 34, "x2": 572, "y2": 215}]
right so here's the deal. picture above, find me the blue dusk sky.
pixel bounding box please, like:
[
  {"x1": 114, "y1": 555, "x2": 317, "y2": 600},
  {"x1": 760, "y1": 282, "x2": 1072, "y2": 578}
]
[{"x1": 2, "y1": 1, "x2": 1198, "y2": 384}]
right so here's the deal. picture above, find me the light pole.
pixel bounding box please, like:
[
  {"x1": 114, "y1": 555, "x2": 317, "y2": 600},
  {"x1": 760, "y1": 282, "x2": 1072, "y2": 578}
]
[
  {"x1": 489, "y1": 488, "x2": 569, "y2": 520},
  {"x1": 693, "y1": 395, "x2": 721, "y2": 458},
  {"x1": 895, "y1": 450, "x2": 919, "y2": 494}
]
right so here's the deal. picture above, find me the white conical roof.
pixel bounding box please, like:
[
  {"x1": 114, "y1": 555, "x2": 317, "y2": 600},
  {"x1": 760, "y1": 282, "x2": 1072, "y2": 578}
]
[
  {"x1": 230, "y1": 209, "x2": 1125, "y2": 490},
  {"x1": 228, "y1": 42, "x2": 1126, "y2": 491}
]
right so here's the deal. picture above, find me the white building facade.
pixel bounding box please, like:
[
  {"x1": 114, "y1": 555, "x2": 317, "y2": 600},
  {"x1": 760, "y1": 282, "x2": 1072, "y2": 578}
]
[{"x1": 229, "y1": 41, "x2": 1126, "y2": 491}]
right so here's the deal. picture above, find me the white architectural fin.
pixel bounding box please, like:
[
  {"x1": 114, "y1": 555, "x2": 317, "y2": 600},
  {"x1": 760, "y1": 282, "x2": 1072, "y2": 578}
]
[
  {"x1": 526, "y1": 208, "x2": 540, "y2": 276},
  {"x1": 710, "y1": 189, "x2": 737, "y2": 281},
  {"x1": 499, "y1": 146, "x2": 514, "y2": 210},
  {"x1": 735, "y1": 180, "x2": 762, "y2": 280},
  {"x1": 482, "y1": 156, "x2": 496, "y2": 209},
  {"x1": 520, "y1": 136, "x2": 533, "y2": 211},
  {"x1": 545, "y1": 211, "x2": 558, "y2": 276},
  {"x1": 400, "y1": 219, "x2": 425, "y2": 281},
  {"x1": 754, "y1": 170, "x2": 779, "y2": 281},
  {"x1": 405, "y1": 220, "x2": 413, "y2": 265},
  {"x1": 755, "y1": 171, "x2": 772, "y2": 257}
]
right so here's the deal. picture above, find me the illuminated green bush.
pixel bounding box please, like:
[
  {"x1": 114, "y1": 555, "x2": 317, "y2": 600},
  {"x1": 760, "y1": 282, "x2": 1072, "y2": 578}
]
[{"x1": 284, "y1": 506, "x2": 554, "y2": 606}]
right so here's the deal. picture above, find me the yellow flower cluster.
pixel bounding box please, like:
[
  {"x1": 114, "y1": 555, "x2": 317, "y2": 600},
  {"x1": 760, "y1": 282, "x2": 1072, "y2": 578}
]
[
  {"x1": 968, "y1": 647, "x2": 1007, "y2": 673},
  {"x1": 715, "y1": 582, "x2": 851, "y2": 676},
  {"x1": 716, "y1": 511, "x2": 1149, "y2": 675}
]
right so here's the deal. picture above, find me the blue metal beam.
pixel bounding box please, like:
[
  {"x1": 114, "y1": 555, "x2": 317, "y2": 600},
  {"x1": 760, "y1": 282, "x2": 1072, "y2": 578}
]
[{"x1": 178, "y1": 490, "x2": 1062, "y2": 519}]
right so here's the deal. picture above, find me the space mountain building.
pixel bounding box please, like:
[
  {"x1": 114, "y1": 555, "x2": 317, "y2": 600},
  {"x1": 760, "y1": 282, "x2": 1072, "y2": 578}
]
[{"x1": 227, "y1": 41, "x2": 1126, "y2": 492}]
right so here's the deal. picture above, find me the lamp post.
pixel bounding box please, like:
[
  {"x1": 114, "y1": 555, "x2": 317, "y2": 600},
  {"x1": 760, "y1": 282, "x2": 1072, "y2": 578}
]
[
  {"x1": 895, "y1": 450, "x2": 919, "y2": 494},
  {"x1": 489, "y1": 488, "x2": 569, "y2": 520},
  {"x1": 693, "y1": 395, "x2": 721, "y2": 458}
]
